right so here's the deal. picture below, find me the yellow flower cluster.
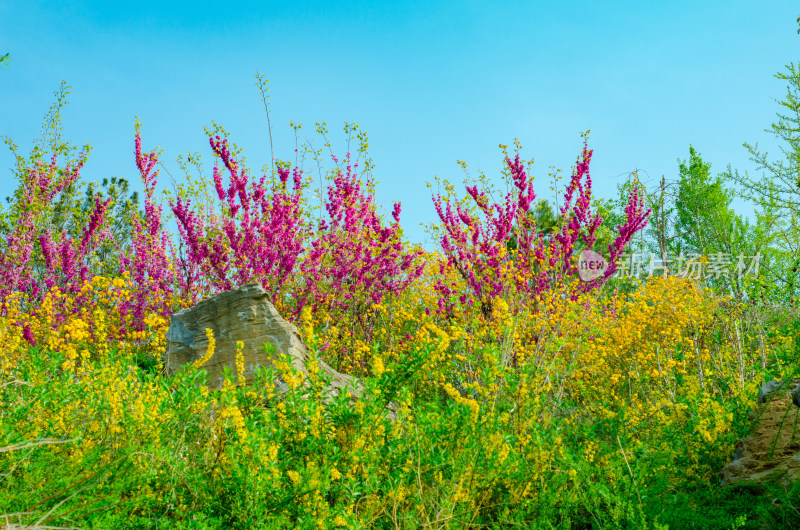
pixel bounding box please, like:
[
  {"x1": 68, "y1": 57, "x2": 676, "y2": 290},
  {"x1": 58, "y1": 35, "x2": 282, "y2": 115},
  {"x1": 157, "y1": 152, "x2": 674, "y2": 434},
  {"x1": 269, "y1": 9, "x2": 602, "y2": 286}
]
[
  {"x1": 442, "y1": 382, "x2": 479, "y2": 423},
  {"x1": 194, "y1": 327, "x2": 216, "y2": 369},
  {"x1": 235, "y1": 339, "x2": 245, "y2": 386}
]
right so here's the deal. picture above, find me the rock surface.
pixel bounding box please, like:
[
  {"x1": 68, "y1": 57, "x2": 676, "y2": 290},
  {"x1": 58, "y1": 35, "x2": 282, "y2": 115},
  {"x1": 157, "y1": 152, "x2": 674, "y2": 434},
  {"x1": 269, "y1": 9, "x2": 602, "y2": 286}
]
[
  {"x1": 721, "y1": 378, "x2": 800, "y2": 486},
  {"x1": 756, "y1": 379, "x2": 792, "y2": 405},
  {"x1": 164, "y1": 282, "x2": 363, "y2": 404},
  {"x1": 792, "y1": 380, "x2": 800, "y2": 408}
]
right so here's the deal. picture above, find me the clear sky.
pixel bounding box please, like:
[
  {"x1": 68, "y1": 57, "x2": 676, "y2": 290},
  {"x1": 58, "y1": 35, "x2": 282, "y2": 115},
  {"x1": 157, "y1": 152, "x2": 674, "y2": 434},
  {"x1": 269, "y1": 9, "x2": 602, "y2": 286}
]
[{"x1": 1, "y1": 1, "x2": 798, "y2": 246}]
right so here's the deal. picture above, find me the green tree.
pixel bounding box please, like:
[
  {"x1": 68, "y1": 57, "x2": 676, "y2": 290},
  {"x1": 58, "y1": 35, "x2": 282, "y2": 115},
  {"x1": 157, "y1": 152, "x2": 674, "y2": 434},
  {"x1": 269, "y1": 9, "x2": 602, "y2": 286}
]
[
  {"x1": 673, "y1": 148, "x2": 779, "y2": 299},
  {"x1": 604, "y1": 149, "x2": 775, "y2": 301},
  {"x1": 0, "y1": 53, "x2": 9, "y2": 67},
  {"x1": 674, "y1": 147, "x2": 740, "y2": 256},
  {"x1": 739, "y1": 63, "x2": 800, "y2": 212},
  {"x1": 734, "y1": 62, "x2": 800, "y2": 306},
  {"x1": 506, "y1": 198, "x2": 560, "y2": 252}
]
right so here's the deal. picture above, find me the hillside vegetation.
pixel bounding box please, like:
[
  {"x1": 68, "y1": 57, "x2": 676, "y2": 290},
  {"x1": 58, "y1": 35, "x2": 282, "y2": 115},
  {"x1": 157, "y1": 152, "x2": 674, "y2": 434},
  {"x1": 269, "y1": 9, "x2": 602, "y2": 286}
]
[{"x1": 1, "y1": 67, "x2": 799, "y2": 528}]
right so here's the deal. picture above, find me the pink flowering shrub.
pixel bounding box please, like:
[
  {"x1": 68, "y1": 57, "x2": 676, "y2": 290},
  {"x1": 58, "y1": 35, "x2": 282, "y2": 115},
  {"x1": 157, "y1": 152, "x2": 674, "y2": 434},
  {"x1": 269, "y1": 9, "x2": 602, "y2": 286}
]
[
  {"x1": 1, "y1": 123, "x2": 643, "y2": 374},
  {"x1": 170, "y1": 135, "x2": 306, "y2": 307},
  {"x1": 0, "y1": 152, "x2": 110, "y2": 306},
  {"x1": 170, "y1": 136, "x2": 424, "y2": 331},
  {"x1": 299, "y1": 152, "x2": 424, "y2": 330},
  {"x1": 432, "y1": 141, "x2": 650, "y2": 318},
  {"x1": 114, "y1": 130, "x2": 177, "y2": 333},
  {"x1": 0, "y1": 130, "x2": 181, "y2": 344}
]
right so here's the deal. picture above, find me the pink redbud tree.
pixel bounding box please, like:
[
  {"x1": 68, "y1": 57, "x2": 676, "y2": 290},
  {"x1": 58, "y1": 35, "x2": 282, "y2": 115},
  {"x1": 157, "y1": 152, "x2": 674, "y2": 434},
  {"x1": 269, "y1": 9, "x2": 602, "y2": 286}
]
[
  {"x1": 432, "y1": 141, "x2": 650, "y2": 319},
  {"x1": 299, "y1": 152, "x2": 424, "y2": 339},
  {"x1": 169, "y1": 137, "x2": 424, "y2": 357},
  {"x1": 169, "y1": 135, "x2": 307, "y2": 308},
  {"x1": 114, "y1": 129, "x2": 178, "y2": 334}
]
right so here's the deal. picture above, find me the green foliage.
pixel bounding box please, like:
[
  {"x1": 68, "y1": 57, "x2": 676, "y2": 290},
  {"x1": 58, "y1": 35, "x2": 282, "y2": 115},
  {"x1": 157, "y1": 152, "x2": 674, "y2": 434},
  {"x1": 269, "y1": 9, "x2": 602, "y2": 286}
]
[
  {"x1": 672, "y1": 147, "x2": 768, "y2": 298},
  {"x1": 601, "y1": 147, "x2": 785, "y2": 305},
  {"x1": 674, "y1": 146, "x2": 731, "y2": 256},
  {"x1": 740, "y1": 62, "x2": 800, "y2": 217},
  {"x1": 730, "y1": 62, "x2": 800, "y2": 308},
  {"x1": 741, "y1": 64, "x2": 800, "y2": 211},
  {"x1": 507, "y1": 198, "x2": 560, "y2": 252}
]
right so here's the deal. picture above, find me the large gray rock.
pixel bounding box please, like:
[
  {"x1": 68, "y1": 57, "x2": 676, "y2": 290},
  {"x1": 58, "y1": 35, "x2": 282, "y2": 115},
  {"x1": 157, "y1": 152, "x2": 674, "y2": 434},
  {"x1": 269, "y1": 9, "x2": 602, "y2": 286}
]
[{"x1": 164, "y1": 283, "x2": 363, "y2": 404}]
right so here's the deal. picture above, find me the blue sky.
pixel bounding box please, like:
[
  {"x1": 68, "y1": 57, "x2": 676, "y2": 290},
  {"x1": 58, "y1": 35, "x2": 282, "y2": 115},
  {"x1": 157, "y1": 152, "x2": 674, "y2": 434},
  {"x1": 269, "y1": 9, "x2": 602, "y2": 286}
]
[{"x1": 1, "y1": 1, "x2": 798, "y2": 245}]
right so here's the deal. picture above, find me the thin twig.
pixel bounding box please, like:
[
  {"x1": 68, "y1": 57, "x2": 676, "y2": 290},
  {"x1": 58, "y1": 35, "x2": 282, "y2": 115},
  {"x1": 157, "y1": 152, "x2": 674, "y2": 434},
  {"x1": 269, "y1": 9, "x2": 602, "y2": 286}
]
[
  {"x1": 616, "y1": 433, "x2": 642, "y2": 506},
  {"x1": 0, "y1": 438, "x2": 77, "y2": 454}
]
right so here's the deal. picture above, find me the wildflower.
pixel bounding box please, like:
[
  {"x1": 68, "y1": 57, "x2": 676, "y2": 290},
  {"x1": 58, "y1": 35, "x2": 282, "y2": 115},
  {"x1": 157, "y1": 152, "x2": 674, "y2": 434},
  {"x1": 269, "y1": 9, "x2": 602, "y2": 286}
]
[
  {"x1": 193, "y1": 327, "x2": 215, "y2": 368},
  {"x1": 301, "y1": 305, "x2": 314, "y2": 341},
  {"x1": 372, "y1": 355, "x2": 385, "y2": 377},
  {"x1": 235, "y1": 340, "x2": 246, "y2": 386},
  {"x1": 287, "y1": 470, "x2": 301, "y2": 485}
]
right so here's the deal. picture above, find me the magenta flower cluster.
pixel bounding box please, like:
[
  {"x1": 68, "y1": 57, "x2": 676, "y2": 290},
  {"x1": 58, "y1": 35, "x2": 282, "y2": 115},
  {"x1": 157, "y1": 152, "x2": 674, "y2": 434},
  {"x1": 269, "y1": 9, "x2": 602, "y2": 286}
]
[
  {"x1": 170, "y1": 135, "x2": 306, "y2": 305},
  {"x1": 299, "y1": 153, "x2": 424, "y2": 318},
  {"x1": 114, "y1": 132, "x2": 178, "y2": 333}
]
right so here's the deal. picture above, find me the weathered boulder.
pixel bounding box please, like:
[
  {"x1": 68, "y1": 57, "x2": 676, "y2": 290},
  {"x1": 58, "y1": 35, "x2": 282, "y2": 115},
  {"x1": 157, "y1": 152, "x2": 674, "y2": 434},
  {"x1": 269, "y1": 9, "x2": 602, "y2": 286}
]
[
  {"x1": 164, "y1": 283, "x2": 363, "y2": 404},
  {"x1": 721, "y1": 378, "x2": 800, "y2": 486}
]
